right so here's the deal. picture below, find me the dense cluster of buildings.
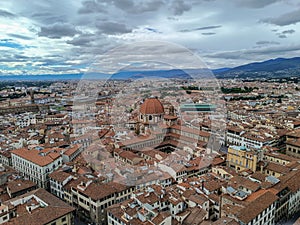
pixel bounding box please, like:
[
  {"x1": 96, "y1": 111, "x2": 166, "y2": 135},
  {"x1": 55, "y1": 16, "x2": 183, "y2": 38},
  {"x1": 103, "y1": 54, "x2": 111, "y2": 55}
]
[{"x1": 0, "y1": 79, "x2": 299, "y2": 225}]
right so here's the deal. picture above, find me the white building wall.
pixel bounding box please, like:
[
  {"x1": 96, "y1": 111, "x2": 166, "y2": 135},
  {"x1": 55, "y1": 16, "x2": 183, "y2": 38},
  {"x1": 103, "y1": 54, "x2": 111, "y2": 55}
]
[
  {"x1": 243, "y1": 202, "x2": 276, "y2": 225},
  {"x1": 11, "y1": 153, "x2": 62, "y2": 188},
  {"x1": 288, "y1": 189, "x2": 300, "y2": 217}
]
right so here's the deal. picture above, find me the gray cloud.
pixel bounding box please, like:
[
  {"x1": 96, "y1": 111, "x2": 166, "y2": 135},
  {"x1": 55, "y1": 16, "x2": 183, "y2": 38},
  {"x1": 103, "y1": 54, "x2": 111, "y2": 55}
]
[
  {"x1": 261, "y1": 8, "x2": 300, "y2": 26},
  {"x1": 89, "y1": 41, "x2": 208, "y2": 73},
  {"x1": 202, "y1": 32, "x2": 216, "y2": 35},
  {"x1": 78, "y1": 0, "x2": 107, "y2": 14},
  {"x1": 12, "y1": 0, "x2": 76, "y2": 26},
  {"x1": 38, "y1": 23, "x2": 81, "y2": 39},
  {"x1": 167, "y1": 16, "x2": 179, "y2": 21},
  {"x1": 0, "y1": 52, "x2": 45, "y2": 63},
  {"x1": 120, "y1": 0, "x2": 164, "y2": 14},
  {"x1": 8, "y1": 33, "x2": 33, "y2": 40},
  {"x1": 180, "y1": 25, "x2": 222, "y2": 32},
  {"x1": 1, "y1": 0, "x2": 300, "y2": 72},
  {"x1": 66, "y1": 34, "x2": 96, "y2": 46},
  {"x1": 273, "y1": 29, "x2": 295, "y2": 39},
  {"x1": 256, "y1": 41, "x2": 280, "y2": 45},
  {"x1": 80, "y1": 0, "x2": 164, "y2": 14},
  {"x1": 169, "y1": 0, "x2": 191, "y2": 16},
  {"x1": 233, "y1": 0, "x2": 281, "y2": 8},
  {"x1": 0, "y1": 9, "x2": 17, "y2": 18},
  {"x1": 197, "y1": 25, "x2": 222, "y2": 30},
  {"x1": 96, "y1": 21, "x2": 132, "y2": 34},
  {"x1": 206, "y1": 44, "x2": 300, "y2": 60},
  {"x1": 282, "y1": 29, "x2": 295, "y2": 34},
  {"x1": 31, "y1": 12, "x2": 67, "y2": 24},
  {"x1": 278, "y1": 34, "x2": 287, "y2": 38},
  {"x1": 129, "y1": 0, "x2": 164, "y2": 14},
  {"x1": 145, "y1": 27, "x2": 161, "y2": 33},
  {"x1": 110, "y1": 0, "x2": 134, "y2": 9}
]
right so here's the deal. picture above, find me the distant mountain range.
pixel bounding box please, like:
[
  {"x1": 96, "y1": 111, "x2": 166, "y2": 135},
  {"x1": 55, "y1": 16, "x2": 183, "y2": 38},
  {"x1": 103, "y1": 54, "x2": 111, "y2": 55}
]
[
  {"x1": 0, "y1": 57, "x2": 299, "y2": 81},
  {"x1": 110, "y1": 57, "x2": 300, "y2": 79},
  {"x1": 214, "y1": 57, "x2": 300, "y2": 79},
  {"x1": 110, "y1": 69, "x2": 192, "y2": 79}
]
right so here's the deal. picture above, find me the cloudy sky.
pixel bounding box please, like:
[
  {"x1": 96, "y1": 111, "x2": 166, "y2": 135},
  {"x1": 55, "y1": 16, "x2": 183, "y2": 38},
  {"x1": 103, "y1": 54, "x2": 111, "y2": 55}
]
[{"x1": 1, "y1": 0, "x2": 300, "y2": 75}]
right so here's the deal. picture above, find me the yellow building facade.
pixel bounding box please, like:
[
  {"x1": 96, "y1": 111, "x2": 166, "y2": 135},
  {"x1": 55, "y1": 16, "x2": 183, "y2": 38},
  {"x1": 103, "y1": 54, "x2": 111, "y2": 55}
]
[{"x1": 227, "y1": 146, "x2": 258, "y2": 172}]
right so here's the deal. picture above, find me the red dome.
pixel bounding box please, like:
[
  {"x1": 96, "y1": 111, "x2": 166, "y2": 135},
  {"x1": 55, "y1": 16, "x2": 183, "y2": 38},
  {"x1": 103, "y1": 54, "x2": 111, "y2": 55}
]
[{"x1": 140, "y1": 97, "x2": 164, "y2": 115}]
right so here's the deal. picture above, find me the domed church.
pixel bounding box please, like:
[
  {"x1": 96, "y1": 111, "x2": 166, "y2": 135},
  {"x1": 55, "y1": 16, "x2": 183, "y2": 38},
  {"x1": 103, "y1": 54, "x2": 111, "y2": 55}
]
[{"x1": 139, "y1": 96, "x2": 164, "y2": 124}]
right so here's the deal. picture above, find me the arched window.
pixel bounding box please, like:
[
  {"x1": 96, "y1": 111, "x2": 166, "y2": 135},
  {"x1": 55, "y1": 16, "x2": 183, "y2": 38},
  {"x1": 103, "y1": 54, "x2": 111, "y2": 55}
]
[{"x1": 149, "y1": 115, "x2": 152, "y2": 120}]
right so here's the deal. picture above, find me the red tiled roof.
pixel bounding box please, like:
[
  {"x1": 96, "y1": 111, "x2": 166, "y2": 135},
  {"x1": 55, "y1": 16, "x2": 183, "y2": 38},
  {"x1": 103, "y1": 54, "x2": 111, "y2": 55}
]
[
  {"x1": 49, "y1": 170, "x2": 73, "y2": 183},
  {"x1": 7, "y1": 180, "x2": 36, "y2": 195},
  {"x1": 265, "y1": 161, "x2": 290, "y2": 174},
  {"x1": 286, "y1": 139, "x2": 300, "y2": 147},
  {"x1": 11, "y1": 148, "x2": 61, "y2": 167},
  {"x1": 237, "y1": 191, "x2": 278, "y2": 224},
  {"x1": 77, "y1": 181, "x2": 130, "y2": 201},
  {"x1": 63, "y1": 144, "x2": 81, "y2": 157},
  {"x1": 140, "y1": 97, "x2": 164, "y2": 115},
  {"x1": 3, "y1": 188, "x2": 75, "y2": 225}
]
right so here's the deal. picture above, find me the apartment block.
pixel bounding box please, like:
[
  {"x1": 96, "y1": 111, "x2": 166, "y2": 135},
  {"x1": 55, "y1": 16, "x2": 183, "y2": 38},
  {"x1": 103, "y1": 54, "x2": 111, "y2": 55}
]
[
  {"x1": 0, "y1": 188, "x2": 75, "y2": 225},
  {"x1": 286, "y1": 130, "x2": 300, "y2": 158},
  {"x1": 11, "y1": 147, "x2": 63, "y2": 189},
  {"x1": 227, "y1": 146, "x2": 259, "y2": 172}
]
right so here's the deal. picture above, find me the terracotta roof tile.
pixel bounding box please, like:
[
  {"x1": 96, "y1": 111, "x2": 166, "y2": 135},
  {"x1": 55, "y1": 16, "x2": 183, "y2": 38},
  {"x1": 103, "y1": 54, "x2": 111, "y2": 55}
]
[
  {"x1": 237, "y1": 191, "x2": 278, "y2": 224},
  {"x1": 6, "y1": 179, "x2": 36, "y2": 195},
  {"x1": 11, "y1": 148, "x2": 61, "y2": 167},
  {"x1": 140, "y1": 97, "x2": 164, "y2": 115},
  {"x1": 49, "y1": 170, "x2": 73, "y2": 183},
  {"x1": 3, "y1": 189, "x2": 75, "y2": 225}
]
